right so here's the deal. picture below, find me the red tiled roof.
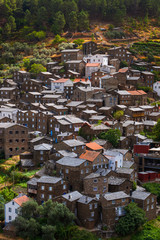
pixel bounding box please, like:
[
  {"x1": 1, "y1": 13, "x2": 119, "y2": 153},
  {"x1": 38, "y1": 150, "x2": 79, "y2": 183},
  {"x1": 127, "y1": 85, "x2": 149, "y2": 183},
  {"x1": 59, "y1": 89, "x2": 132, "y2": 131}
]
[
  {"x1": 86, "y1": 142, "x2": 103, "y2": 150},
  {"x1": 79, "y1": 150, "x2": 100, "y2": 162},
  {"x1": 137, "y1": 90, "x2": 147, "y2": 95},
  {"x1": 54, "y1": 78, "x2": 69, "y2": 83},
  {"x1": 127, "y1": 90, "x2": 147, "y2": 95},
  {"x1": 118, "y1": 68, "x2": 128, "y2": 73},
  {"x1": 14, "y1": 195, "x2": 30, "y2": 206},
  {"x1": 86, "y1": 63, "x2": 100, "y2": 67},
  {"x1": 73, "y1": 78, "x2": 86, "y2": 83}
]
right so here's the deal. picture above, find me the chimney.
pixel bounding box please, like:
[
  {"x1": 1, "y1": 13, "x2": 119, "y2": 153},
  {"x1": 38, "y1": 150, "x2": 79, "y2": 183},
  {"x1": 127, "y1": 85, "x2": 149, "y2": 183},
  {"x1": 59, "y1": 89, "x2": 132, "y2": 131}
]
[
  {"x1": 68, "y1": 195, "x2": 71, "y2": 199},
  {"x1": 85, "y1": 196, "x2": 88, "y2": 203},
  {"x1": 130, "y1": 189, "x2": 133, "y2": 196}
]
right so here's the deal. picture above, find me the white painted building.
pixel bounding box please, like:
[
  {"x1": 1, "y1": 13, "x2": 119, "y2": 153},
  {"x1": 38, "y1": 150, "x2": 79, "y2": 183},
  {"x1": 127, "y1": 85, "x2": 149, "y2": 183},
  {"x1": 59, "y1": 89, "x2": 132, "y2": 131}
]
[
  {"x1": 5, "y1": 195, "x2": 30, "y2": 224},
  {"x1": 51, "y1": 78, "x2": 73, "y2": 92},
  {"x1": 104, "y1": 150, "x2": 123, "y2": 171},
  {"x1": 153, "y1": 81, "x2": 160, "y2": 96},
  {"x1": 84, "y1": 54, "x2": 109, "y2": 66},
  {"x1": 0, "y1": 107, "x2": 18, "y2": 122}
]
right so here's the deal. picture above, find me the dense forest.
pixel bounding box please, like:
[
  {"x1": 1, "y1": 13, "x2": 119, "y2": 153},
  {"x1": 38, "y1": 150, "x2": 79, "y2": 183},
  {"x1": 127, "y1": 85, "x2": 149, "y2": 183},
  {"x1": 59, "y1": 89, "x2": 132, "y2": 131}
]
[{"x1": 0, "y1": 0, "x2": 160, "y2": 41}]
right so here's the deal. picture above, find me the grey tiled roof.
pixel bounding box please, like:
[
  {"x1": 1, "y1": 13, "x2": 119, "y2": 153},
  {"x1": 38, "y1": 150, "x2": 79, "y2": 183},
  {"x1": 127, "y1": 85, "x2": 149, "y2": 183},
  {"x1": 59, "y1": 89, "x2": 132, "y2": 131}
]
[
  {"x1": 37, "y1": 176, "x2": 62, "y2": 184},
  {"x1": 104, "y1": 191, "x2": 129, "y2": 201},
  {"x1": 131, "y1": 191, "x2": 151, "y2": 200},
  {"x1": 56, "y1": 157, "x2": 86, "y2": 167},
  {"x1": 62, "y1": 191, "x2": 82, "y2": 202}
]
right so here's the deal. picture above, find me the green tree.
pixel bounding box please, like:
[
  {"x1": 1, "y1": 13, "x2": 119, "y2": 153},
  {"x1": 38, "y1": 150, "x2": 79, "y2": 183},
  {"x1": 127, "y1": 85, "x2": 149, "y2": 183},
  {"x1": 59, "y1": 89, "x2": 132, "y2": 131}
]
[
  {"x1": 8, "y1": 15, "x2": 16, "y2": 31},
  {"x1": 120, "y1": 60, "x2": 128, "y2": 68},
  {"x1": 68, "y1": 11, "x2": 78, "y2": 32},
  {"x1": 152, "y1": 119, "x2": 160, "y2": 141},
  {"x1": 116, "y1": 202, "x2": 146, "y2": 236},
  {"x1": 98, "y1": 129, "x2": 121, "y2": 147},
  {"x1": 29, "y1": 63, "x2": 46, "y2": 76},
  {"x1": 113, "y1": 110, "x2": 124, "y2": 120},
  {"x1": 42, "y1": 225, "x2": 56, "y2": 240},
  {"x1": 78, "y1": 10, "x2": 89, "y2": 32},
  {"x1": 0, "y1": 194, "x2": 5, "y2": 221},
  {"x1": 52, "y1": 11, "x2": 66, "y2": 35}
]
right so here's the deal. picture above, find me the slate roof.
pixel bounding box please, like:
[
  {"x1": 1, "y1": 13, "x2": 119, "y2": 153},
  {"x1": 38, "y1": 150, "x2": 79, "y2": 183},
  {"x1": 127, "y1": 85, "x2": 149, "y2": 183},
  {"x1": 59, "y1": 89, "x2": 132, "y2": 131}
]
[
  {"x1": 34, "y1": 143, "x2": 53, "y2": 151},
  {"x1": 63, "y1": 139, "x2": 85, "y2": 147},
  {"x1": 56, "y1": 157, "x2": 86, "y2": 167},
  {"x1": 37, "y1": 176, "x2": 62, "y2": 184},
  {"x1": 132, "y1": 191, "x2": 151, "y2": 200},
  {"x1": 62, "y1": 191, "x2": 83, "y2": 202},
  {"x1": 104, "y1": 191, "x2": 129, "y2": 201}
]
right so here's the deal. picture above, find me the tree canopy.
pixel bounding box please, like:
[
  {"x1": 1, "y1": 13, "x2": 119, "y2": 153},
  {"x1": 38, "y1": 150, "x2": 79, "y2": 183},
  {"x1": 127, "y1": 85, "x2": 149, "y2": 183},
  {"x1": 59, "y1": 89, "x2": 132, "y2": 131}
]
[
  {"x1": 115, "y1": 202, "x2": 146, "y2": 236},
  {"x1": 98, "y1": 129, "x2": 121, "y2": 147},
  {"x1": 1, "y1": 0, "x2": 160, "y2": 40}
]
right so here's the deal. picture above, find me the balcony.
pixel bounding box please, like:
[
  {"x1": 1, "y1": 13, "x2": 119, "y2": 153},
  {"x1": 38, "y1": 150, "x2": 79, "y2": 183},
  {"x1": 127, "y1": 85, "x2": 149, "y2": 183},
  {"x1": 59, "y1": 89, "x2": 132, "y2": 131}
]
[{"x1": 28, "y1": 189, "x2": 37, "y2": 194}]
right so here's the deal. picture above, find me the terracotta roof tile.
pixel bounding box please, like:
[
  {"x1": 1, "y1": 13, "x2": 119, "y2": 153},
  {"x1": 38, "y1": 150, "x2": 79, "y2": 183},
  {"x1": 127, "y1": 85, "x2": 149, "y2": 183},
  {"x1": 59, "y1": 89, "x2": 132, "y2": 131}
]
[
  {"x1": 86, "y1": 142, "x2": 104, "y2": 150},
  {"x1": 86, "y1": 63, "x2": 100, "y2": 67},
  {"x1": 73, "y1": 78, "x2": 86, "y2": 83},
  {"x1": 79, "y1": 150, "x2": 100, "y2": 162},
  {"x1": 118, "y1": 68, "x2": 128, "y2": 73},
  {"x1": 14, "y1": 195, "x2": 30, "y2": 206},
  {"x1": 53, "y1": 78, "x2": 69, "y2": 83}
]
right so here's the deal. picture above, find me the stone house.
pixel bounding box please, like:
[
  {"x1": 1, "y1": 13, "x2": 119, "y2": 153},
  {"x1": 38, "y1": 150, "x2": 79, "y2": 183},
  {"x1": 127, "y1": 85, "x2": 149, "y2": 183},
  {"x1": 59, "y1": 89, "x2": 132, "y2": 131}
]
[
  {"x1": 91, "y1": 70, "x2": 108, "y2": 87},
  {"x1": 56, "y1": 157, "x2": 92, "y2": 192},
  {"x1": 85, "y1": 63, "x2": 100, "y2": 78},
  {"x1": 21, "y1": 79, "x2": 43, "y2": 93},
  {"x1": 101, "y1": 191, "x2": 130, "y2": 229},
  {"x1": 33, "y1": 143, "x2": 53, "y2": 166},
  {"x1": 80, "y1": 122, "x2": 110, "y2": 141},
  {"x1": 0, "y1": 87, "x2": 18, "y2": 101},
  {"x1": 77, "y1": 195, "x2": 99, "y2": 229},
  {"x1": 141, "y1": 71, "x2": 154, "y2": 88},
  {"x1": 116, "y1": 90, "x2": 132, "y2": 106},
  {"x1": 0, "y1": 123, "x2": 28, "y2": 159},
  {"x1": 126, "y1": 107, "x2": 145, "y2": 122},
  {"x1": 13, "y1": 70, "x2": 30, "y2": 86},
  {"x1": 82, "y1": 41, "x2": 97, "y2": 55},
  {"x1": 65, "y1": 60, "x2": 85, "y2": 75},
  {"x1": 55, "y1": 139, "x2": 86, "y2": 156},
  {"x1": 37, "y1": 176, "x2": 68, "y2": 204},
  {"x1": 79, "y1": 150, "x2": 109, "y2": 172},
  {"x1": 61, "y1": 49, "x2": 83, "y2": 62},
  {"x1": 131, "y1": 191, "x2": 157, "y2": 220},
  {"x1": 108, "y1": 176, "x2": 132, "y2": 195},
  {"x1": 116, "y1": 168, "x2": 135, "y2": 181},
  {"x1": 83, "y1": 171, "x2": 110, "y2": 197},
  {"x1": 108, "y1": 46, "x2": 133, "y2": 65}
]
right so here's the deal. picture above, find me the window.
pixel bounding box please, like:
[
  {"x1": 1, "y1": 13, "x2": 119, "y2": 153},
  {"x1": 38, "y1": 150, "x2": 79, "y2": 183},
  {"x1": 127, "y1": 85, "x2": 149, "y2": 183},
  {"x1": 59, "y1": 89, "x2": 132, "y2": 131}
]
[
  {"x1": 151, "y1": 204, "x2": 154, "y2": 209},
  {"x1": 81, "y1": 170, "x2": 84, "y2": 174},
  {"x1": 9, "y1": 148, "x2": 12, "y2": 152},
  {"x1": 49, "y1": 186, "x2": 52, "y2": 191},
  {"x1": 112, "y1": 200, "x2": 115, "y2": 204},
  {"x1": 12, "y1": 202, "x2": 14, "y2": 205},
  {"x1": 152, "y1": 197, "x2": 154, "y2": 203},
  {"x1": 40, "y1": 151, "x2": 43, "y2": 155},
  {"x1": 147, "y1": 199, "x2": 150, "y2": 204},
  {"x1": 22, "y1": 131, "x2": 25, "y2": 134},
  {"x1": 9, "y1": 131, "x2": 13, "y2": 134},
  {"x1": 104, "y1": 178, "x2": 107, "y2": 183},
  {"x1": 122, "y1": 199, "x2": 125, "y2": 202},
  {"x1": 9, "y1": 207, "x2": 12, "y2": 212},
  {"x1": 15, "y1": 209, "x2": 18, "y2": 214},
  {"x1": 9, "y1": 139, "x2": 12, "y2": 143},
  {"x1": 49, "y1": 195, "x2": 52, "y2": 199},
  {"x1": 94, "y1": 203, "x2": 97, "y2": 209},
  {"x1": 147, "y1": 206, "x2": 149, "y2": 211},
  {"x1": 41, "y1": 186, "x2": 44, "y2": 190},
  {"x1": 66, "y1": 169, "x2": 69, "y2": 174},
  {"x1": 41, "y1": 194, "x2": 44, "y2": 198},
  {"x1": 15, "y1": 131, "x2": 19, "y2": 134},
  {"x1": 93, "y1": 187, "x2": 98, "y2": 191},
  {"x1": 9, "y1": 216, "x2": 12, "y2": 221},
  {"x1": 93, "y1": 179, "x2": 98, "y2": 183},
  {"x1": 63, "y1": 185, "x2": 66, "y2": 190},
  {"x1": 89, "y1": 204, "x2": 92, "y2": 210},
  {"x1": 91, "y1": 212, "x2": 94, "y2": 217}
]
